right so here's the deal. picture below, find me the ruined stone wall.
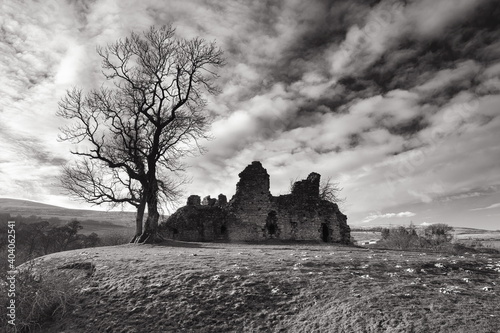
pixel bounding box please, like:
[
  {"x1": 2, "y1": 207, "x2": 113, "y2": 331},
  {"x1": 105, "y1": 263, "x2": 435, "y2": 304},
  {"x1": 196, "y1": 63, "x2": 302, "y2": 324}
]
[
  {"x1": 227, "y1": 161, "x2": 275, "y2": 241},
  {"x1": 291, "y1": 172, "x2": 320, "y2": 204},
  {"x1": 160, "y1": 161, "x2": 351, "y2": 244},
  {"x1": 159, "y1": 196, "x2": 227, "y2": 242},
  {"x1": 270, "y1": 193, "x2": 350, "y2": 243}
]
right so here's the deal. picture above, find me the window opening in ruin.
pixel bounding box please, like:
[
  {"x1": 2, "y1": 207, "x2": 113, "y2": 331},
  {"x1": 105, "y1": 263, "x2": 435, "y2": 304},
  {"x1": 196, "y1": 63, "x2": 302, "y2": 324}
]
[
  {"x1": 221, "y1": 226, "x2": 227, "y2": 234},
  {"x1": 321, "y1": 224, "x2": 329, "y2": 242},
  {"x1": 173, "y1": 228, "x2": 179, "y2": 235},
  {"x1": 266, "y1": 211, "x2": 278, "y2": 237},
  {"x1": 290, "y1": 221, "x2": 298, "y2": 239}
]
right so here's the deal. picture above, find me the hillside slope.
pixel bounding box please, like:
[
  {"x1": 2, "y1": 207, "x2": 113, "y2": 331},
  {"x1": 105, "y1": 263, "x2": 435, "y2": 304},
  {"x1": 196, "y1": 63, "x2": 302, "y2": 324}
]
[
  {"x1": 5, "y1": 242, "x2": 499, "y2": 333},
  {"x1": 0, "y1": 198, "x2": 135, "y2": 228}
]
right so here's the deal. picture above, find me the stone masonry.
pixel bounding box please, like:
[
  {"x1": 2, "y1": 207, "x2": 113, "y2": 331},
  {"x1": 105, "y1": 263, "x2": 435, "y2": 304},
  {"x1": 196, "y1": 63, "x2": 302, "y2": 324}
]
[{"x1": 160, "y1": 161, "x2": 351, "y2": 244}]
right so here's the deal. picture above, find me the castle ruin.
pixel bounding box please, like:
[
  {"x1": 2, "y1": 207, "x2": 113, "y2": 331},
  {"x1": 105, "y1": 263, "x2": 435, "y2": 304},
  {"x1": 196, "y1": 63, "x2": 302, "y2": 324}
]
[{"x1": 160, "y1": 161, "x2": 351, "y2": 244}]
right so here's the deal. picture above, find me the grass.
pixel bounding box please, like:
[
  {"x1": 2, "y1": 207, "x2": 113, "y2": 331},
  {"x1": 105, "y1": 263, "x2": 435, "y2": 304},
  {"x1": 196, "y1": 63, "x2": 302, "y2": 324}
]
[
  {"x1": 454, "y1": 229, "x2": 500, "y2": 250},
  {"x1": 350, "y1": 231, "x2": 381, "y2": 244},
  {"x1": 1, "y1": 241, "x2": 499, "y2": 332},
  {"x1": 0, "y1": 258, "x2": 90, "y2": 332}
]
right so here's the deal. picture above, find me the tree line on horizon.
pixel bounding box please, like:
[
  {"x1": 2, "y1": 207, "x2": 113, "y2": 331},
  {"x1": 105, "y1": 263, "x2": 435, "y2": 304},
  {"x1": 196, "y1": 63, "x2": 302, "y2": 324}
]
[{"x1": 0, "y1": 213, "x2": 130, "y2": 272}]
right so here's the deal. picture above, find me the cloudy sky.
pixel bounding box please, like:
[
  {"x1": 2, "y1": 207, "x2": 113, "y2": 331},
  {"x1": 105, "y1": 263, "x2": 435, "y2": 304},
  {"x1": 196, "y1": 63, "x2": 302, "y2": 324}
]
[{"x1": 1, "y1": 0, "x2": 500, "y2": 229}]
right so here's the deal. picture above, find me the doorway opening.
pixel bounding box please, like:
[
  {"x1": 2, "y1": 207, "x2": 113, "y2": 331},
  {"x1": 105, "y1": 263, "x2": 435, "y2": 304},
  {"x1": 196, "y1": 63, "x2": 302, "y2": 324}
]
[
  {"x1": 265, "y1": 211, "x2": 279, "y2": 238},
  {"x1": 321, "y1": 224, "x2": 329, "y2": 242}
]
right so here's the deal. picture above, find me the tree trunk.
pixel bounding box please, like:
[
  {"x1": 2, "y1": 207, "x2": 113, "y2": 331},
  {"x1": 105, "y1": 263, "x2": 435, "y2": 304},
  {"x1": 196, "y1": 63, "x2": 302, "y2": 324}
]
[
  {"x1": 130, "y1": 199, "x2": 146, "y2": 243},
  {"x1": 136, "y1": 179, "x2": 164, "y2": 244}
]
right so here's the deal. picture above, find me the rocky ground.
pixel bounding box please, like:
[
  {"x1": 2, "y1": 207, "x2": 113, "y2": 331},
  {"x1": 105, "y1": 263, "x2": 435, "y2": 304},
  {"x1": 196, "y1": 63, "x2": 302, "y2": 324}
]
[{"x1": 3, "y1": 241, "x2": 500, "y2": 332}]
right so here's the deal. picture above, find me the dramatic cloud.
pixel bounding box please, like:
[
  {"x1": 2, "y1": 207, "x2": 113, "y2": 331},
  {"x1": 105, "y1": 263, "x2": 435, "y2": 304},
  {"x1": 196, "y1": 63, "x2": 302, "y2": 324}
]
[
  {"x1": 471, "y1": 203, "x2": 500, "y2": 211},
  {"x1": 1, "y1": 0, "x2": 499, "y2": 229},
  {"x1": 362, "y1": 211, "x2": 416, "y2": 224}
]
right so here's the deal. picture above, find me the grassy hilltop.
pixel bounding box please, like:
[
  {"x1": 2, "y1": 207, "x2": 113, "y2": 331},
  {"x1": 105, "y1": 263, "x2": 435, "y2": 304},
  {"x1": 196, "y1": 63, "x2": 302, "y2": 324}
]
[{"x1": 3, "y1": 242, "x2": 499, "y2": 333}]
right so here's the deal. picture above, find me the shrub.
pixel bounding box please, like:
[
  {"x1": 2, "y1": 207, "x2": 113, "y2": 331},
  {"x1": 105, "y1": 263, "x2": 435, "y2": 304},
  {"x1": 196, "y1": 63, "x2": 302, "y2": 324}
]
[
  {"x1": 376, "y1": 224, "x2": 456, "y2": 252},
  {"x1": 378, "y1": 225, "x2": 419, "y2": 250},
  {"x1": 99, "y1": 231, "x2": 132, "y2": 246},
  {"x1": 423, "y1": 223, "x2": 454, "y2": 246},
  {"x1": 381, "y1": 228, "x2": 390, "y2": 240}
]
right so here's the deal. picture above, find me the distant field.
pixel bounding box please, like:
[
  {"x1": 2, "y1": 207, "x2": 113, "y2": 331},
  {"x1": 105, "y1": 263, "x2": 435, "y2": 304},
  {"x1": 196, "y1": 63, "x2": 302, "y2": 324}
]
[
  {"x1": 454, "y1": 232, "x2": 500, "y2": 240},
  {"x1": 352, "y1": 228, "x2": 500, "y2": 248},
  {"x1": 454, "y1": 230, "x2": 500, "y2": 249},
  {"x1": 457, "y1": 239, "x2": 500, "y2": 250},
  {"x1": 351, "y1": 231, "x2": 382, "y2": 245}
]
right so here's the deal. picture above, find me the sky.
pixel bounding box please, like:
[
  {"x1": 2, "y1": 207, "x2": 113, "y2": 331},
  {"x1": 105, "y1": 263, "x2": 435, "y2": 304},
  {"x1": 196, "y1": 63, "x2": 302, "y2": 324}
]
[{"x1": 1, "y1": 0, "x2": 500, "y2": 230}]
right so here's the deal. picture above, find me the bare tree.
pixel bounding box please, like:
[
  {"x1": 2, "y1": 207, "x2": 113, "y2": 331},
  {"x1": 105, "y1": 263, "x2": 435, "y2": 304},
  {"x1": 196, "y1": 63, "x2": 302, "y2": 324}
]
[
  {"x1": 58, "y1": 25, "x2": 224, "y2": 243},
  {"x1": 319, "y1": 177, "x2": 345, "y2": 204}
]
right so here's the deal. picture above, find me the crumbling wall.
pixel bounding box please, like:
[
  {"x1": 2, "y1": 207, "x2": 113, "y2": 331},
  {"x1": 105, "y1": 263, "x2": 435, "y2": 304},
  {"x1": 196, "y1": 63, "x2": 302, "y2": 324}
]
[
  {"x1": 227, "y1": 161, "x2": 275, "y2": 241},
  {"x1": 187, "y1": 195, "x2": 201, "y2": 206},
  {"x1": 291, "y1": 172, "x2": 320, "y2": 202},
  {"x1": 272, "y1": 187, "x2": 350, "y2": 244},
  {"x1": 160, "y1": 195, "x2": 228, "y2": 241},
  {"x1": 160, "y1": 205, "x2": 227, "y2": 241},
  {"x1": 160, "y1": 161, "x2": 351, "y2": 244}
]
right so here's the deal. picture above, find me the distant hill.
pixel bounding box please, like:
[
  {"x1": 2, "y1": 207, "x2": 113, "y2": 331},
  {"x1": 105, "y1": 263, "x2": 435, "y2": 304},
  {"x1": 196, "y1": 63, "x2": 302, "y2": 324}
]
[
  {"x1": 351, "y1": 224, "x2": 496, "y2": 233},
  {"x1": 0, "y1": 198, "x2": 136, "y2": 234}
]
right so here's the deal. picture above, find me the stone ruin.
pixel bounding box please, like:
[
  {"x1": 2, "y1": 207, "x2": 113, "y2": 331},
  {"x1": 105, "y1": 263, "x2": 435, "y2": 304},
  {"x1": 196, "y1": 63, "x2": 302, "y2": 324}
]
[{"x1": 160, "y1": 161, "x2": 351, "y2": 244}]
